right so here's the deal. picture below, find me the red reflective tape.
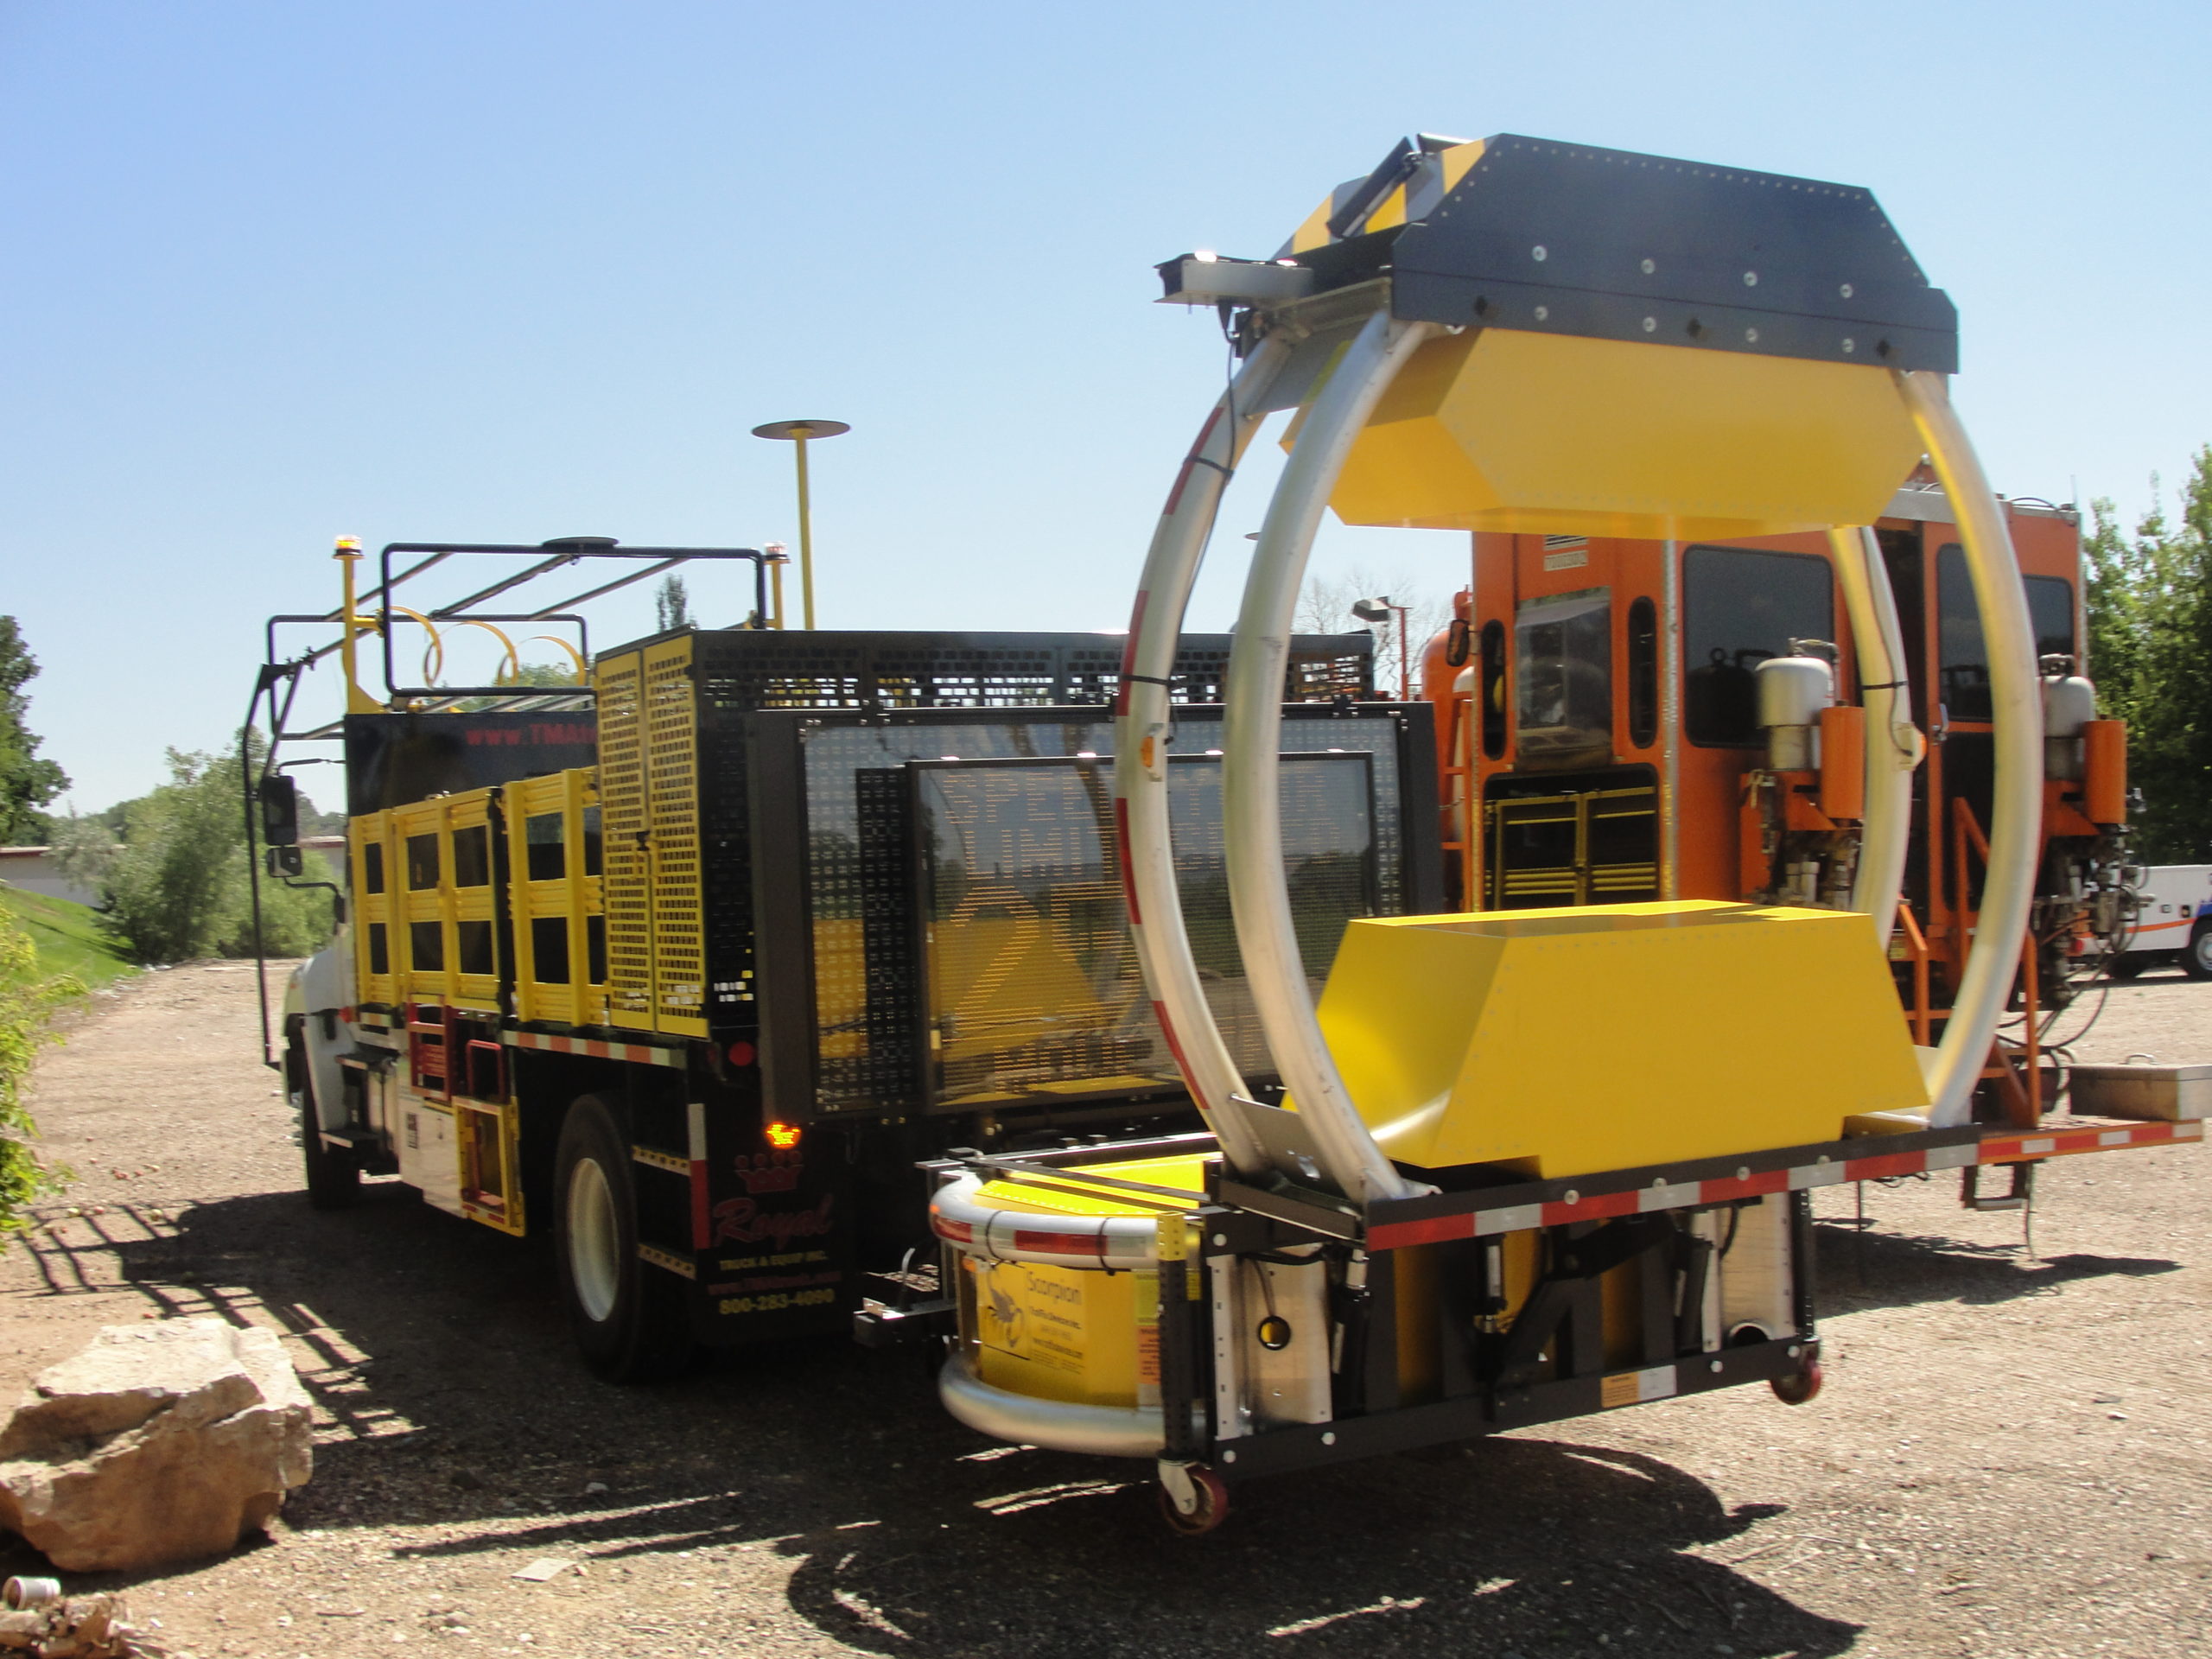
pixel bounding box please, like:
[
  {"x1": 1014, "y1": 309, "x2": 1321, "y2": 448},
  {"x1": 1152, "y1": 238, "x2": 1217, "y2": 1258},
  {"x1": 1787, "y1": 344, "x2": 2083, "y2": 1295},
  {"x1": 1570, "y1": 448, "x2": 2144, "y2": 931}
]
[
  {"x1": 690, "y1": 1161, "x2": 711, "y2": 1250},
  {"x1": 1370, "y1": 1212, "x2": 1474, "y2": 1251},
  {"x1": 1163, "y1": 407, "x2": 1226, "y2": 518},
  {"x1": 1152, "y1": 1001, "x2": 1194, "y2": 1088},
  {"x1": 1697, "y1": 1170, "x2": 1789, "y2": 1204},
  {"x1": 1116, "y1": 591, "x2": 1148, "y2": 716},
  {"x1": 1011, "y1": 1228, "x2": 1106, "y2": 1257},
  {"x1": 1845, "y1": 1150, "x2": 1928, "y2": 1181},
  {"x1": 1116, "y1": 798, "x2": 1141, "y2": 923},
  {"x1": 932, "y1": 1215, "x2": 976, "y2": 1245}
]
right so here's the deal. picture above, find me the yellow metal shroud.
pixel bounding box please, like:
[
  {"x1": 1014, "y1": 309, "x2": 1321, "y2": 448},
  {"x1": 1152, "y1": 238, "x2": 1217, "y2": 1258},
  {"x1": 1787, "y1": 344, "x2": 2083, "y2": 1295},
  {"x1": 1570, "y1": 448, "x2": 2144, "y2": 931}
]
[
  {"x1": 1314, "y1": 900, "x2": 1929, "y2": 1177},
  {"x1": 1297, "y1": 328, "x2": 1926, "y2": 542}
]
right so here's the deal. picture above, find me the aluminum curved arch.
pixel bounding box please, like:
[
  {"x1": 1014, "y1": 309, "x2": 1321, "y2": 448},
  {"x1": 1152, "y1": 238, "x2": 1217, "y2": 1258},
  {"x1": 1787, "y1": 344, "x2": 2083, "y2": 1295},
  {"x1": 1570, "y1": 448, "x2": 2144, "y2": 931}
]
[
  {"x1": 938, "y1": 1350, "x2": 1202, "y2": 1459},
  {"x1": 1831, "y1": 524, "x2": 1920, "y2": 946},
  {"x1": 1895, "y1": 371, "x2": 2044, "y2": 1128},
  {"x1": 1111, "y1": 337, "x2": 1294, "y2": 1179},
  {"x1": 1222, "y1": 311, "x2": 1439, "y2": 1205}
]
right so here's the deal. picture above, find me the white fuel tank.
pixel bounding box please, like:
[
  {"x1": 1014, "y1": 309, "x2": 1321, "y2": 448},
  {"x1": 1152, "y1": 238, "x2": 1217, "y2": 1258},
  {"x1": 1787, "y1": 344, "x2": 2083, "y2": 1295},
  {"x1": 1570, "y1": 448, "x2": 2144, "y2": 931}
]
[
  {"x1": 1756, "y1": 652, "x2": 1834, "y2": 772},
  {"x1": 2042, "y1": 658, "x2": 2098, "y2": 779}
]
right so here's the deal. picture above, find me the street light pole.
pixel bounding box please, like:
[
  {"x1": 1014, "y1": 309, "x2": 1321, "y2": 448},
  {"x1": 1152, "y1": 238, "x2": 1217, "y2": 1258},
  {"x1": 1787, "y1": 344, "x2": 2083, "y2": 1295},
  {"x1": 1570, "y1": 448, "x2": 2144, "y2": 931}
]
[
  {"x1": 751, "y1": 419, "x2": 851, "y2": 630},
  {"x1": 1351, "y1": 594, "x2": 1414, "y2": 699}
]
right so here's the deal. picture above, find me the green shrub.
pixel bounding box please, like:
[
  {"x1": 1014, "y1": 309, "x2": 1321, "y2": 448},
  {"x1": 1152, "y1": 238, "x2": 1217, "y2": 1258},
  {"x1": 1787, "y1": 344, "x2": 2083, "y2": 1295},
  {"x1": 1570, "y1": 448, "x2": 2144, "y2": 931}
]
[
  {"x1": 2086, "y1": 448, "x2": 2212, "y2": 861},
  {"x1": 0, "y1": 906, "x2": 73, "y2": 1243},
  {"x1": 94, "y1": 746, "x2": 336, "y2": 964}
]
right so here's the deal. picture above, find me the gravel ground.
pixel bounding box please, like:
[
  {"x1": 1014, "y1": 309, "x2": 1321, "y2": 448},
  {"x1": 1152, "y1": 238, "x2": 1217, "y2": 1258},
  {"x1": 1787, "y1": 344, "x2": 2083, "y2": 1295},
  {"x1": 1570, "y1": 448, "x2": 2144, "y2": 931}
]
[{"x1": 1, "y1": 960, "x2": 2208, "y2": 1658}]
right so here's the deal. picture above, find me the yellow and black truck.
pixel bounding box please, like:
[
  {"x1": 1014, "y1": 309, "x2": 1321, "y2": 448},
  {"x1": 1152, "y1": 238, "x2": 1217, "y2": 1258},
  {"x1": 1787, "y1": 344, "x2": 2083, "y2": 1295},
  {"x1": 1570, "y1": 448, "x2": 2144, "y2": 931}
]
[
  {"x1": 254, "y1": 549, "x2": 1418, "y2": 1383},
  {"x1": 251, "y1": 133, "x2": 2203, "y2": 1534}
]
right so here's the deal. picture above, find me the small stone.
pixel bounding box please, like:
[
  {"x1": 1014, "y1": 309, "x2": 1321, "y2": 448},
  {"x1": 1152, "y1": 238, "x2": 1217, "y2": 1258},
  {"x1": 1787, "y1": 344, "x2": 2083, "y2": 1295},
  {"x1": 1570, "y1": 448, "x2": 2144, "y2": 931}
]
[
  {"x1": 448, "y1": 1470, "x2": 485, "y2": 1491},
  {"x1": 2109, "y1": 1411, "x2": 2127, "y2": 1421},
  {"x1": 584, "y1": 1481, "x2": 608, "y2": 1495}
]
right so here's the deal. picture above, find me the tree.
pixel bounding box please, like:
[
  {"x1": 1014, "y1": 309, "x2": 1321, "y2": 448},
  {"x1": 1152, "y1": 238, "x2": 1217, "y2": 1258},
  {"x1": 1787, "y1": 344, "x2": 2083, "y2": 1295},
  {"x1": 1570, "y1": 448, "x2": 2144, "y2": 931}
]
[
  {"x1": 2083, "y1": 447, "x2": 2212, "y2": 861},
  {"x1": 0, "y1": 617, "x2": 68, "y2": 843},
  {"x1": 83, "y1": 743, "x2": 336, "y2": 963},
  {"x1": 1296, "y1": 567, "x2": 1455, "y2": 699},
  {"x1": 654, "y1": 575, "x2": 693, "y2": 633}
]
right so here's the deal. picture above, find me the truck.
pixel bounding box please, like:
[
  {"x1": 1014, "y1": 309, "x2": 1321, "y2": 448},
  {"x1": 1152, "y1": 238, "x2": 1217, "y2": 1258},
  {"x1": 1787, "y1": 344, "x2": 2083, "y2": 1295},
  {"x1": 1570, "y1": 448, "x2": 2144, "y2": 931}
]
[
  {"x1": 2107, "y1": 864, "x2": 2212, "y2": 979},
  {"x1": 251, "y1": 132, "x2": 2201, "y2": 1533}
]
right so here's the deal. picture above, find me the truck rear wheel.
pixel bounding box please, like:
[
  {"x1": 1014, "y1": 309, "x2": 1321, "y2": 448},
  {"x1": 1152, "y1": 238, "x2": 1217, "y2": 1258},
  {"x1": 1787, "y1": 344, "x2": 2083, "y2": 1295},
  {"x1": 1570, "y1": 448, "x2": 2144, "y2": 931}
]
[
  {"x1": 2184, "y1": 926, "x2": 2212, "y2": 982},
  {"x1": 2106, "y1": 951, "x2": 2147, "y2": 981},
  {"x1": 554, "y1": 1095, "x2": 691, "y2": 1382},
  {"x1": 291, "y1": 1030, "x2": 359, "y2": 1210}
]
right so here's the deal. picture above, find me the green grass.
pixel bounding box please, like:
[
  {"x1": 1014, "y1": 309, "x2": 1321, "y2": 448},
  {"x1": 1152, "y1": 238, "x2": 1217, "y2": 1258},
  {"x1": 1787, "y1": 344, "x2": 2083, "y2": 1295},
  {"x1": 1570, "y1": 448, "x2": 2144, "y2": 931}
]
[{"x1": 0, "y1": 886, "x2": 137, "y2": 991}]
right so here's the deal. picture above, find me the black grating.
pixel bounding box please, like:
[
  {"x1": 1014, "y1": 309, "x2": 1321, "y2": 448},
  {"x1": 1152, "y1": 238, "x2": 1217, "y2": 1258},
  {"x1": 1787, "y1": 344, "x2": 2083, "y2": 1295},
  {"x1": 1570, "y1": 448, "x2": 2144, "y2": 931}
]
[
  {"x1": 760, "y1": 704, "x2": 1419, "y2": 1116},
  {"x1": 665, "y1": 627, "x2": 1376, "y2": 1038}
]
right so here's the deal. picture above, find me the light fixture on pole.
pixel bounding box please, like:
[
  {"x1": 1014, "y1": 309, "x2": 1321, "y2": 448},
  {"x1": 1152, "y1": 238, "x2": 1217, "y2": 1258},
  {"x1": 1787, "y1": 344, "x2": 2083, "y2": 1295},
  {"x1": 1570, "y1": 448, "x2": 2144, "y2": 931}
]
[
  {"x1": 1351, "y1": 595, "x2": 1413, "y2": 700},
  {"x1": 760, "y1": 542, "x2": 789, "y2": 630},
  {"x1": 751, "y1": 419, "x2": 850, "y2": 631}
]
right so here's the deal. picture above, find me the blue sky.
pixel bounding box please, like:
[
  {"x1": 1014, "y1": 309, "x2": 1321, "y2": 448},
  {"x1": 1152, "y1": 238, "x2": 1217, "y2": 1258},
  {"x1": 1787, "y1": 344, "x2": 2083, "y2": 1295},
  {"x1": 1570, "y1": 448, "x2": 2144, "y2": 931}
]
[{"x1": 4, "y1": 0, "x2": 2208, "y2": 811}]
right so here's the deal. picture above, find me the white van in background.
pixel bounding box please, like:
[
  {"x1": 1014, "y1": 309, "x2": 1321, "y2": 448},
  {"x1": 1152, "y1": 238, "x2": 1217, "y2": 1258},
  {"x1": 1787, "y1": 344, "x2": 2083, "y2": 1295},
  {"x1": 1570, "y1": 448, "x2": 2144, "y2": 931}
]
[{"x1": 2111, "y1": 863, "x2": 2212, "y2": 980}]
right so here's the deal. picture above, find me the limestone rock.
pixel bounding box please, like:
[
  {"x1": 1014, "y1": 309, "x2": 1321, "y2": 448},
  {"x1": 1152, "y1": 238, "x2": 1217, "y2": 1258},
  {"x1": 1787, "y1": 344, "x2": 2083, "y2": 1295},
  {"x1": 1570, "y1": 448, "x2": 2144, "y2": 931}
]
[{"x1": 0, "y1": 1319, "x2": 313, "y2": 1572}]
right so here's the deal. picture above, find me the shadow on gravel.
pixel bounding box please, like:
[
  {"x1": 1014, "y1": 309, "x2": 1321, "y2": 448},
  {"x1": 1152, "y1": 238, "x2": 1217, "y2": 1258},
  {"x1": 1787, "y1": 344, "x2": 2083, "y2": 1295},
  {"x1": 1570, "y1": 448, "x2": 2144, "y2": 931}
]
[
  {"x1": 20, "y1": 1181, "x2": 1861, "y2": 1657},
  {"x1": 776, "y1": 1440, "x2": 1856, "y2": 1658},
  {"x1": 1815, "y1": 1218, "x2": 2177, "y2": 1313}
]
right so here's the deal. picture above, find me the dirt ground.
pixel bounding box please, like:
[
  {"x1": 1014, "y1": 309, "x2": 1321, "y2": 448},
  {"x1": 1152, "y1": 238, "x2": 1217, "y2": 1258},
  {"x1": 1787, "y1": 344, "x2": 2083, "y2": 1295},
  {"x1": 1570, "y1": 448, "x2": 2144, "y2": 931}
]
[{"x1": 2, "y1": 962, "x2": 2209, "y2": 1659}]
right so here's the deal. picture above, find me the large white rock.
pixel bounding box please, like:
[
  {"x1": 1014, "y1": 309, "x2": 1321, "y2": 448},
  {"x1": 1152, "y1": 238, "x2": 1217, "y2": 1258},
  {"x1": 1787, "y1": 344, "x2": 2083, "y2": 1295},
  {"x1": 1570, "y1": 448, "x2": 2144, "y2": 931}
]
[{"x1": 0, "y1": 1318, "x2": 314, "y2": 1571}]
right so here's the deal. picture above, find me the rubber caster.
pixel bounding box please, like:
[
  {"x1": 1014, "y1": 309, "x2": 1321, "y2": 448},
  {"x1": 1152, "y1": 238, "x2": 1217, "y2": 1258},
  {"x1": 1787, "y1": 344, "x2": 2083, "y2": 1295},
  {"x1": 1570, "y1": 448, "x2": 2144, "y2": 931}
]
[
  {"x1": 1157, "y1": 1463, "x2": 1229, "y2": 1536},
  {"x1": 1771, "y1": 1358, "x2": 1824, "y2": 1406}
]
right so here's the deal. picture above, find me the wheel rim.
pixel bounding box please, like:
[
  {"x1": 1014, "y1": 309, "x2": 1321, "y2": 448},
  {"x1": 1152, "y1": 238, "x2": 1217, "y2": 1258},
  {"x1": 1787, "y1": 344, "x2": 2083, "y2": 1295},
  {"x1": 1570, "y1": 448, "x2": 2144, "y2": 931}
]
[
  {"x1": 567, "y1": 1156, "x2": 620, "y2": 1324},
  {"x1": 2194, "y1": 932, "x2": 2212, "y2": 972}
]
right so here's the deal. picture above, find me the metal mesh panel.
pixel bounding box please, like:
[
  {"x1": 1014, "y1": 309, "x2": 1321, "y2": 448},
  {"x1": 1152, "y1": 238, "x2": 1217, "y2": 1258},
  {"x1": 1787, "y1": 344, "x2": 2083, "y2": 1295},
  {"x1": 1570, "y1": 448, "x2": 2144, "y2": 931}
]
[
  {"x1": 676, "y1": 629, "x2": 1374, "y2": 1036},
  {"x1": 593, "y1": 652, "x2": 652, "y2": 1022},
  {"x1": 793, "y1": 708, "x2": 1410, "y2": 1113},
  {"x1": 682, "y1": 629, "x2": 1372, "y2": 712},
  {"x1": 644, "y1": 639, "x2": 706, "y2": 1033}
]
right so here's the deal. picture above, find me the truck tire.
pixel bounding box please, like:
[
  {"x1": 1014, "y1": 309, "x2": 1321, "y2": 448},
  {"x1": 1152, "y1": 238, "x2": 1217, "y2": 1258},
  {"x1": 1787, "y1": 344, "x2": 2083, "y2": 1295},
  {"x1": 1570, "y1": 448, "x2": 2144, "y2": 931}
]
[
  {"x1": 2106, "y1": 952, "x2": 2148, "y2": 981},
  {"x1": 2185, "y1": 925, "x2": 2212, "y2": 982},
  {"x1": 554, "y1": 1095, "x2": 691, "y2": 1382},
  {"x1": 291, "y1": 1030, "x2": 359, "y2": 1210}
]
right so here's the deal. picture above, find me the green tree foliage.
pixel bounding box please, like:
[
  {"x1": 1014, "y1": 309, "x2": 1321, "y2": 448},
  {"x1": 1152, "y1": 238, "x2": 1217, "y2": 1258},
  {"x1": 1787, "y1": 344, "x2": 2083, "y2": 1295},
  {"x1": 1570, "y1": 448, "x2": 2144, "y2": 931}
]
[
  {"x1": 654, "y1": 574, "x2": 693, "y2": 632},
  {"x1": 0, "y1": 617, "x2": 69, "y2": 842},
  {"x1": 2084, "y1": 447, "x2": 2212, "y2": 861},
  {"x1": 0, "y1": 906, "x2": 73, "y2": 1244},
  {"x1": 80, "y1": 745, "x2": 336, "y2": 963}
]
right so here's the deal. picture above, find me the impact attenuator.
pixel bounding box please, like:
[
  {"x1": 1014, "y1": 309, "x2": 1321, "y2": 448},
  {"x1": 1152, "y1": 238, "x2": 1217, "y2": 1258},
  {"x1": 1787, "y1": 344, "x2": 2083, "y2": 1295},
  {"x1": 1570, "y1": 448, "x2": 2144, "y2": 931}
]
[
  {"x1": 1314, "y1": 900, "x2": 1932, "y2": 1178},
  {"x1": 1250, "y1": 137, "x2": 1957, "y2": 540}
]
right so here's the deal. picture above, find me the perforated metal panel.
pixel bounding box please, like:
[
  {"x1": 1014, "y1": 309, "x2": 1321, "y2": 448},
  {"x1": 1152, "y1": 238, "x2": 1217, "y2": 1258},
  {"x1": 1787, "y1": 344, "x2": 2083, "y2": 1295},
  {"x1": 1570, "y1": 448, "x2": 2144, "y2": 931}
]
[
  {"x1": 593, "y1": 652, "x2": 652, "y2": 1024},
  {"x1": 643, "y1": 639, "x2": 706, "y2": 1036},
  {"x1": 764, "y1": 705, "x2": 1418, "y2": 1116},
  {"x1": 677, "y1": 628, "x2": 1376, "y2": 1039}
]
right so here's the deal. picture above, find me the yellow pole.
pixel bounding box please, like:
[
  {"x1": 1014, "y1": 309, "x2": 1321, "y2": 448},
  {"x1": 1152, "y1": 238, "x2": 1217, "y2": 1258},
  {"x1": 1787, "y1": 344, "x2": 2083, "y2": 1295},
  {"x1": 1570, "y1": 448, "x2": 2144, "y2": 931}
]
[
  {"x1": 334, "y1": 536, "x2": 379, "y2": 714},
  {"x1": 794, "y1": 433, "x2": 817, "y2": 631}
]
